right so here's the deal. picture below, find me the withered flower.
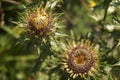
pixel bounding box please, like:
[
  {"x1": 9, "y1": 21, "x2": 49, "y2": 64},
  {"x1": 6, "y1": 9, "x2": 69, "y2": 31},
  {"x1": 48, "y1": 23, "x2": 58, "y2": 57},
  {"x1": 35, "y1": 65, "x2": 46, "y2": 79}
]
[{"x1": 26, "y1": 7, "x2": 53, "y2": 38}]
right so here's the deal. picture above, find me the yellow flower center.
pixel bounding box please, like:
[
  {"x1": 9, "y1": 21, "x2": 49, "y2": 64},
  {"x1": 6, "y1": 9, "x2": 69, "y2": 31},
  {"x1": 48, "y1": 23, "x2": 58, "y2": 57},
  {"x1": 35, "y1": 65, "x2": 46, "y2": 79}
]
[{"x1": 74, "y1": 54, "x2": 86, "y2": 65}]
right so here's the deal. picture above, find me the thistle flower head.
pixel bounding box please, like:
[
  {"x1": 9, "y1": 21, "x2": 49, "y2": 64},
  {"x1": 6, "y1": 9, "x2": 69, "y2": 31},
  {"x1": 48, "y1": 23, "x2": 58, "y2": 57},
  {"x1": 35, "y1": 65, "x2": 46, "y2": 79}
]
[
  {"x1": 19, "y1": 0, "x2": 63, "y2": 42},
  {"x1": 25, "y1": 7, "x2": 53, "y2": 38},
  {"x1": 63, "y1": 39, "x2": 98, "y2": 78}
]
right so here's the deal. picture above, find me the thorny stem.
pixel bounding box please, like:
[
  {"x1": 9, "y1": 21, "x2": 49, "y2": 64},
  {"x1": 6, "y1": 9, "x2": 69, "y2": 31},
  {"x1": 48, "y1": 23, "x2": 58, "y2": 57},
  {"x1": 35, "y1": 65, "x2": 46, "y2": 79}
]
[
  {"x1": 103, "y1": 1, "x2": 111, "y2": 22},
  {"x1": 32, "y1": 54, "x2": 41, "y2": 74},
  {"x1": 105, "y1": 40, "x2": 119, "y2": 56},
  {"x1": 103, "y1": 6, "x2": 108, "y2": 22}
]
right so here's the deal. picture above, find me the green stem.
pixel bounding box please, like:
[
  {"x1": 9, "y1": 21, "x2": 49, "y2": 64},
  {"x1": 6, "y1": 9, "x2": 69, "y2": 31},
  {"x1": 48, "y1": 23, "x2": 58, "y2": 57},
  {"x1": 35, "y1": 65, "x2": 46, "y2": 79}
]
[
  {"x1": 106, "y1": 40, "x2": 119, "y2": 56},
  {"x1": 103, "y1": 1, "x2": 110, "y2": 21}
]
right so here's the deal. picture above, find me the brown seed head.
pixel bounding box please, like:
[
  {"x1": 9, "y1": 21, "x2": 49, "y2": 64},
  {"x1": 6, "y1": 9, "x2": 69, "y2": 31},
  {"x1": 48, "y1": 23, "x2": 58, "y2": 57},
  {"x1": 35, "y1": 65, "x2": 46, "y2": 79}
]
[{"x1": 26, "y1": 8, "x2": 53, "y2": 37}]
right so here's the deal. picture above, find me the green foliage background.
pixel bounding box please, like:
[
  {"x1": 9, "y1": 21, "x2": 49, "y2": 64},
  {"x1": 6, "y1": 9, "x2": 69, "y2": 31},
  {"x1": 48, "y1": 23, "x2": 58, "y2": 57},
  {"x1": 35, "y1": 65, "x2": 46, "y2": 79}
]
[{"x1": 0, "y1": 0, "x2": 120, "y2": 80}]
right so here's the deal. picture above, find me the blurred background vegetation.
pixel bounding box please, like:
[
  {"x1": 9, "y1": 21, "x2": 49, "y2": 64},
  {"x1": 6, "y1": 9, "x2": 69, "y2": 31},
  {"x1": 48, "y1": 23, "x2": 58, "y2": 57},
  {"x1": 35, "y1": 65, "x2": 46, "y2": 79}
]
[{"x1": 0, "y1": 0, "x2": 120, "y2": 80}]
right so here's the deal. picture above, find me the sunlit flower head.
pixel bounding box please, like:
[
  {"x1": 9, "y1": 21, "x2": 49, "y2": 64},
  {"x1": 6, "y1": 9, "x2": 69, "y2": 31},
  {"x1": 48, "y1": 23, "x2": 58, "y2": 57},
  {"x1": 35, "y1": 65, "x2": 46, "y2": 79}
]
[
  {"x1": 62, "y1": 39, "x2": 98, "y2": 78},
  {"x1": 26, "y1": 7, "x2": 53, "y2": 38}
]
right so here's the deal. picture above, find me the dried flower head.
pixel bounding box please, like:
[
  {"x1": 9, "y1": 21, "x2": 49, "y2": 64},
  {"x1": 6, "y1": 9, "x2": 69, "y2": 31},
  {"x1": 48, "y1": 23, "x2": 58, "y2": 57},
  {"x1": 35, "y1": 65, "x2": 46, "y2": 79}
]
[
  {"x1": 63, "y1": 40, "x2": 98, "y2": 78},
  {"x1": 26, "y1": 7, "x2": 53, "y2": 38}
]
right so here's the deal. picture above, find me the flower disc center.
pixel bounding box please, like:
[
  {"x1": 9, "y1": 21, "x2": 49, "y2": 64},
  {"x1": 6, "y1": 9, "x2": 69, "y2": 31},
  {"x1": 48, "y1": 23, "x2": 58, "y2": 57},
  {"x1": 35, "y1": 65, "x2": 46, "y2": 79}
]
[{"x1": 74, "y1": 54, "x2": 86, "y2": 65}]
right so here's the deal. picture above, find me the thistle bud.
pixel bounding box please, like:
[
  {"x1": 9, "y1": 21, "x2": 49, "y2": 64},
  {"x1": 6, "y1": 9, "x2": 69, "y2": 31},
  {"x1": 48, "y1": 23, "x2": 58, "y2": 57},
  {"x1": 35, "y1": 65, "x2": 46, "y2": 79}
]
[{"x1": 26, "y1": 7, "x2": 53, "y2": 38}]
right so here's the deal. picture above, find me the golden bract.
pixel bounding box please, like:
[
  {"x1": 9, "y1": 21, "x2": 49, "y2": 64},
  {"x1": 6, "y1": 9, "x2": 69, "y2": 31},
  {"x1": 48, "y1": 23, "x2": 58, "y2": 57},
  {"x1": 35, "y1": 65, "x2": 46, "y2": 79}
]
[
  {"x1": 26, "y1": 8, "x2": 53, "y2": 37},
  {"x1": 63, "y1": 40, "x2": 98, "y2": 78}
]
